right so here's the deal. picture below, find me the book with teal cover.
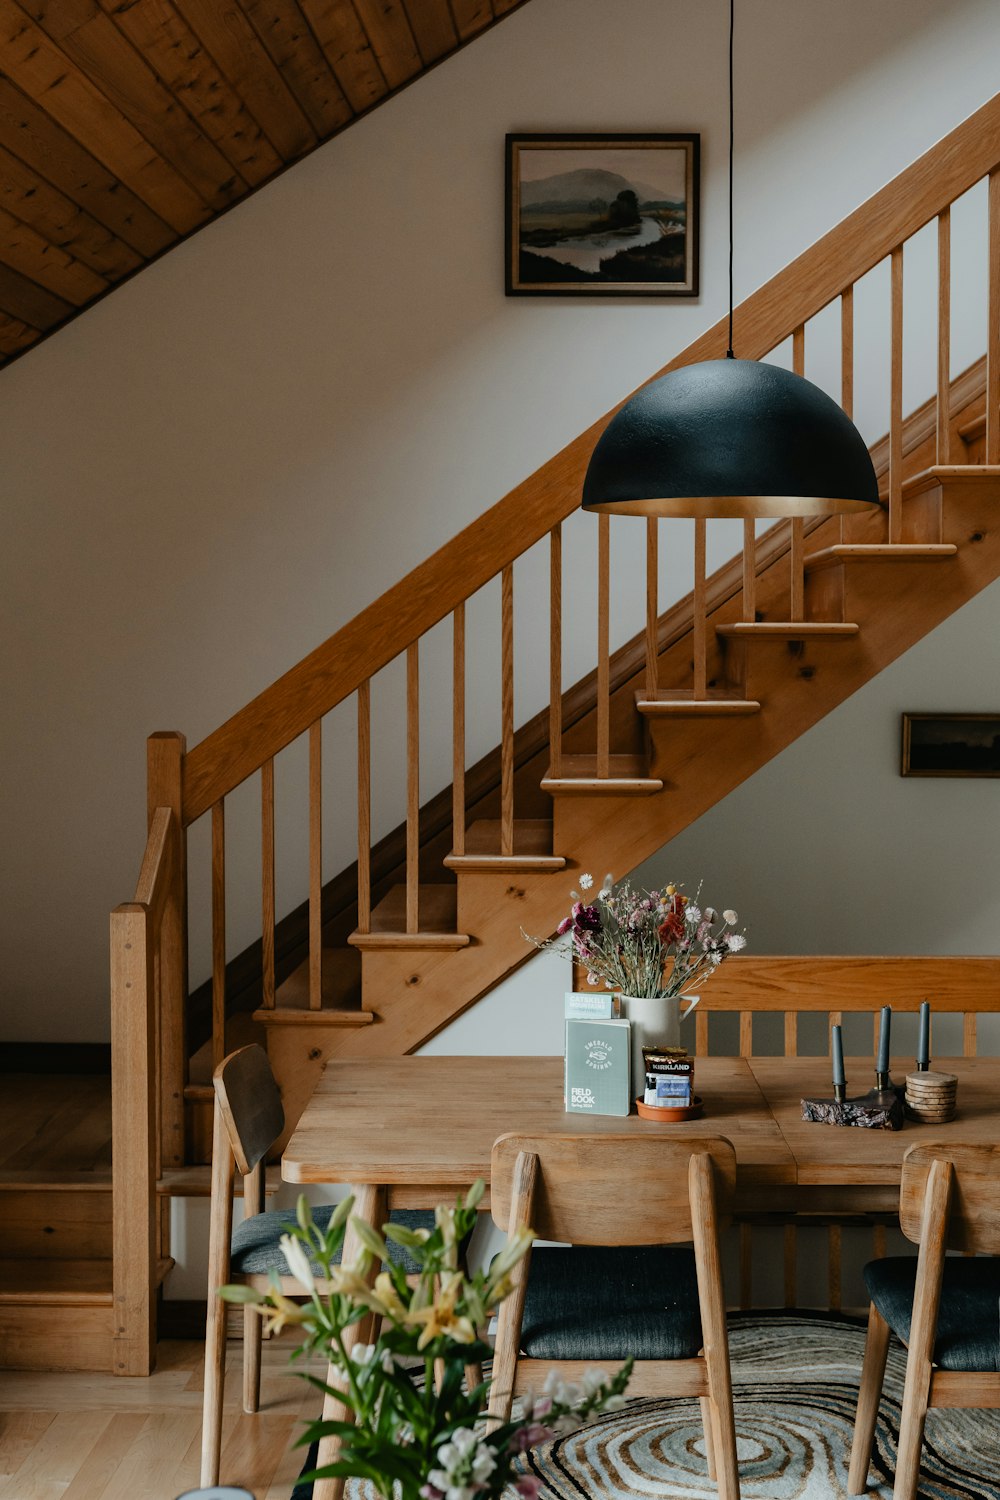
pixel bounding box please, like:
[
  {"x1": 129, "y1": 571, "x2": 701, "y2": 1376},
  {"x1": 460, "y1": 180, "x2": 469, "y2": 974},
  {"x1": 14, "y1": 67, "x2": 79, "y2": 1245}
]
[
  {"x1": 564, "y1": 1017, "x2": 631, "y2": 1116},
  {"x1": 564, "y1": 991, "x2": 618, "y2": 1020}
]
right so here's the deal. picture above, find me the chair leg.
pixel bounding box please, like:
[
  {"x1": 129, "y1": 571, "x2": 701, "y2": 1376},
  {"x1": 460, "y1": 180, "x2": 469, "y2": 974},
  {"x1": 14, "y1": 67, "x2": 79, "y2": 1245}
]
[
  {"x1": 847, "y1": 1303, "x2": 891, "y2": 1495},
  {"x1": 892, "y1": 1347, "x2": 933, "y2": 1500},
  {"x1": 699, "y1": 1395, "x2": 717, "y2": 1481},
  {"x1": 243, "y1": 1303, "x2": 263, "y2": 1414},
  {"x1": 200, "y1": 1276, "x2": 228, "y2": 1486},
  {"x1": 464, "y1": 1360, "x2": 485, "y2": 1396}
]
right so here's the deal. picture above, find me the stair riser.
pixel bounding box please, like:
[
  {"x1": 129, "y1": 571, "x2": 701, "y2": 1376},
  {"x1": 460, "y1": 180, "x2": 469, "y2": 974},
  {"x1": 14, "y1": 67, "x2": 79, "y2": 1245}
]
[
  {"x1": 0, "y1": 1303, "x2": 114, "y2": 1372},
  {"x1": 456, "y1": 867, "x2": 569, "y2": 936},
  {"x1": 2, "y1": 1189, "x2": 112, "y2": 1259}
]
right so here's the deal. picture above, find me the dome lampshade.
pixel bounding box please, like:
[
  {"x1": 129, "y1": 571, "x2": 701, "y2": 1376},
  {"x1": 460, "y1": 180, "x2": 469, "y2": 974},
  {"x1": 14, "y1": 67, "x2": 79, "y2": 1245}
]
[{"x1": 582, "y1": 358, "x2": 882, "y2": 520}]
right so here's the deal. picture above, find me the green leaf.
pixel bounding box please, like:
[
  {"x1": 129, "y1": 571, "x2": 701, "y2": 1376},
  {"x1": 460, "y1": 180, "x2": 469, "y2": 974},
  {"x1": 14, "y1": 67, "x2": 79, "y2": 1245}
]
[
  {"x1": 296, "y1": 1194, "x2": 312, "y2": 1232},
  {"x1": 217, "y1": 1284, "x2": 261, "y2": 1304}
]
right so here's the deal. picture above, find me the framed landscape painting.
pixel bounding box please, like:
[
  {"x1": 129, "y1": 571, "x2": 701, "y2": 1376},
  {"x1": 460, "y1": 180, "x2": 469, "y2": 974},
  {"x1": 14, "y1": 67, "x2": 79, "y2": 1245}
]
[
  {"x1": 506, "y1": 132, "x2": 700, "y2": 297},
  {"x1": 901, "y1": 713, "x2": 1000, "y2": 777}
]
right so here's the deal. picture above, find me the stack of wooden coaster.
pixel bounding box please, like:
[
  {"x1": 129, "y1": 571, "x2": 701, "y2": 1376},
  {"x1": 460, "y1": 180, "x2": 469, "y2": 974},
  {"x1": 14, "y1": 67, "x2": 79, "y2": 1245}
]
[{"x1": 905, "y1": 1069, "x2": 957, "y2": 1123}]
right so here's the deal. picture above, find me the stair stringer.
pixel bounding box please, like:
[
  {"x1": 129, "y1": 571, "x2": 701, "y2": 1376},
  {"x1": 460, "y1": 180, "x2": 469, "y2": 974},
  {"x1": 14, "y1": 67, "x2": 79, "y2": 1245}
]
[{"x1": 261, "y1": 470, "x2": 1000, "y2": 1128}]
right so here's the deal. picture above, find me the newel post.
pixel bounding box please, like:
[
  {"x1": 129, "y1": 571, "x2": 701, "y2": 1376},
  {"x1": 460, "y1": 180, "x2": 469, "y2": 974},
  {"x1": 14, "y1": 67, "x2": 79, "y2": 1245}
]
[
  {"x1": 148, "y1": 731, "x2": 188, "y2": 1173},
  {"x1": 111, "y1": 901, "x2": 157, "y2": 1374}
]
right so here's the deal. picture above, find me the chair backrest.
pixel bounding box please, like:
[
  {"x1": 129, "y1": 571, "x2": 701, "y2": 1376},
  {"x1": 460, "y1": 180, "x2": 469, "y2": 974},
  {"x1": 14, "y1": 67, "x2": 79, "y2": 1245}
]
[
  {"x1": 213, "y1": 1044, "x2": 284, "y2": 1176},
  {"x1": 899, "y1": 1142, "x2": 1000, "y2": 1254},
  {"x1": 490, "y1": 1133, "x2": 736, "y2": 1245}
]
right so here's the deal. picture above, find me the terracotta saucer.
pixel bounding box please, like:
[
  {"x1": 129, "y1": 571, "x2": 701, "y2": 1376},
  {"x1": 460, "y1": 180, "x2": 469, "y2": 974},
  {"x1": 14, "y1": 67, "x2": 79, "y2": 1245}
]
[{"x1": 635, "y1": 1094, "x2": 704, "y2": 1122}]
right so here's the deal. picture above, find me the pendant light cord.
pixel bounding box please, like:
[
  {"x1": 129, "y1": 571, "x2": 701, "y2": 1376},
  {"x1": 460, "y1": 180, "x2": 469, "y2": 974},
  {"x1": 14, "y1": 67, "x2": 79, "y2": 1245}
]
[{"x1": 726, "y1": 0, "x2": 735, "y2": 358}]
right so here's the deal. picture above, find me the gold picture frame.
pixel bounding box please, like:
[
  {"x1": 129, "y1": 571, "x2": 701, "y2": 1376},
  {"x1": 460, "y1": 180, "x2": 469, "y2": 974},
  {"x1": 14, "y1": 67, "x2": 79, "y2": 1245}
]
[
  {"x1": 506, "y1": 133, "x2": 700, "y2": 297},
  {"x1": 901, "y1": 712, "x2": 1000, "y2": 777}
]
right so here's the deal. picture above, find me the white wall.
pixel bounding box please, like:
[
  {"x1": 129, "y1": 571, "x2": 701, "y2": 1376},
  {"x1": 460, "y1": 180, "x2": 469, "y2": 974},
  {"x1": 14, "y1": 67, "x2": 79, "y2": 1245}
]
[{"x1": 4, "y1": 0, "x2": 1000, "y2": 1041}]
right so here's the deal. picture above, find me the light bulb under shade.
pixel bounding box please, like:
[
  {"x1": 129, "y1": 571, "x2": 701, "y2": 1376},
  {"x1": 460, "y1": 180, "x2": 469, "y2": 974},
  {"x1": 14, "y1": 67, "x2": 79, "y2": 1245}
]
[{"x1": 582, "y1": 358, "x2": 882, "y2": 519}]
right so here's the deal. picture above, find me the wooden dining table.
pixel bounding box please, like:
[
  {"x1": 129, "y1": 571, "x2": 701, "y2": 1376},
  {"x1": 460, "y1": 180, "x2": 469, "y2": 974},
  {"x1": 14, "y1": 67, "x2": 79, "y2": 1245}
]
[
  {"x1": 282, "y1": 1052, "x2": 998, "y2": 1211},
  {"x1": 283, "y1": 1052, "x2": 996, "y2": 1500}
]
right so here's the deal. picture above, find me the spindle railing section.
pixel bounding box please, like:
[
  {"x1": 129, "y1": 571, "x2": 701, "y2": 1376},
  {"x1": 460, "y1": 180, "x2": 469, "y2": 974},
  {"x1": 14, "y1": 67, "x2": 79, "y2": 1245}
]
[{"x1": 111, "y1": 90, "x2": 1000, "y2": 1369}]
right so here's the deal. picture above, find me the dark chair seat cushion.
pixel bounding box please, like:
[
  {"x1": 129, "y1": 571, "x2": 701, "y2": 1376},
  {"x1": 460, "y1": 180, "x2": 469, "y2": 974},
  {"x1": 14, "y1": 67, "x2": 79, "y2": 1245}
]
[
  {"x1": 519, "y1": 1245, "x2": 702, "y2": 1361},
  {"x1": 864, "y1": 1255, "x2": 1000, "y2": 1372},
  {"x1": 231, "y1": 1206, "x2": 435, "y2": 1278}
]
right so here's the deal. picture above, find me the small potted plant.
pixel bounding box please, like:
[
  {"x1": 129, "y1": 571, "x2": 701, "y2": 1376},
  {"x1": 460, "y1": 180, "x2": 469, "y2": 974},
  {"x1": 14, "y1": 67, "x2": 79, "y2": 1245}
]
[
  {"x1": 526, "y1": 874, "x2": 746, "y2": 1081},
  {"x1": 220, "y1": 1184, "x2": 631, "y2": 1499}
]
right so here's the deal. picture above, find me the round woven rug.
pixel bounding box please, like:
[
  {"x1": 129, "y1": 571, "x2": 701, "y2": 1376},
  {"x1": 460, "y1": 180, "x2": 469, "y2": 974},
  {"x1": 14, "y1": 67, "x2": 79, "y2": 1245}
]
[{"x1": 293, "y1": 1314, "x2": 1000, "y2": 1499}]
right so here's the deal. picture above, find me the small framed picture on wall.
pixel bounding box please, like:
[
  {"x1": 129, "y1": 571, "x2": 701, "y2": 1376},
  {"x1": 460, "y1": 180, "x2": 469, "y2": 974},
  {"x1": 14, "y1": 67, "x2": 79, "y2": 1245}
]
[
  {"x1": 506, "y1": 132, "x2": 700, "y2": 297},
  {"x1": 901, "y1": 712, "x2": 1000, "y2": 777}
]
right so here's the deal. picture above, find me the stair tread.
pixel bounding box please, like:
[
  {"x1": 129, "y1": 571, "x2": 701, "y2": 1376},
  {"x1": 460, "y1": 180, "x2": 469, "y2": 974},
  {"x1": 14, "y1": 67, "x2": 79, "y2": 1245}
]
[
  {"x1": 541, "y1": 754, "x2": 663, "y2": 795},
  {"x1": 717, "y1": 621, "x2": 860, "y2": 637},
  {"x1": 0, "y1": 1169, "x2": 112, "y2": 1191},
  {"x1": 157, "y1": 1165, "x2": 281, "y2": 1197},
  {"x1": 445, "y1": 819, "x2": 566, "y2": 870},
  {"x1": 0, "y1": 1258, "x2": 114, "y2": 1304},
  {"x1": 635, "y1": 688, "x2": 761, "y2": 716},
  {"x1": 902, "y1": 462, "x2": 1000, "y2": 497},
  {"x1": 805, "y1": 543, "x2": 958, "y2": 572},
  {"x1": 256, "y1": 946, "x2": 373, "y2": 1023},
  {"x1": 349, "y1": 884, "x2": 470, "y2": 949}
]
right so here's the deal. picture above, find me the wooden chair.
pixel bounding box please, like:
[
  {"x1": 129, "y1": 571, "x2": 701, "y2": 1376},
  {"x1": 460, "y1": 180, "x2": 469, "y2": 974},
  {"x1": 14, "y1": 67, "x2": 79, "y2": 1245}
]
[
  {"x1": 848, "y1": 1142, "x2": 1000, "y2": 1500},
  {"x1": 488, "y1": 1132, "x2": 741, "y2": 1500},
  {"x1": 201, "y1": 1045, "x2": 436, "y2": 1488}
]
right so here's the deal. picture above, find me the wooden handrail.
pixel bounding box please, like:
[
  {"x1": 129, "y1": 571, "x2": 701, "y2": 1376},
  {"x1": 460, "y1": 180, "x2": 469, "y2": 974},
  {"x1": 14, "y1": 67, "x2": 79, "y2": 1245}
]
[
  {"x1": 180, "y1": 89, "x2": 1000, "y2": 822},
  {"x1": 132, "y1": 805, "x2": 173, "y2": 924}
]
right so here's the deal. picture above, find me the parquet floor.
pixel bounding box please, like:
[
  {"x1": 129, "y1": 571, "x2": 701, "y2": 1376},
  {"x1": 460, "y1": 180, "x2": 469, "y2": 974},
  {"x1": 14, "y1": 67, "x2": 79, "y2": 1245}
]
[{"x1": 0, "y1": 1335, "x2": 324, "y2": 1499}]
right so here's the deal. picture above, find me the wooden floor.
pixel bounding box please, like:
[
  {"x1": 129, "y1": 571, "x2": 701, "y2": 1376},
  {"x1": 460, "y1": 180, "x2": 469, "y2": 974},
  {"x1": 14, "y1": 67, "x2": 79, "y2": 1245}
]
[{"x1": 0, "y1": 1335, "x2": 325, "y2": 1499}]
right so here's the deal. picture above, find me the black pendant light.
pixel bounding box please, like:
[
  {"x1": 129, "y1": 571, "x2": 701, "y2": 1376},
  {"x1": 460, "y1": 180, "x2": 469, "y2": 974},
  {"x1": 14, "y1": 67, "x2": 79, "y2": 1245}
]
[{"x1": 582, "y1": 0, "x2": 880, "y2": 520}]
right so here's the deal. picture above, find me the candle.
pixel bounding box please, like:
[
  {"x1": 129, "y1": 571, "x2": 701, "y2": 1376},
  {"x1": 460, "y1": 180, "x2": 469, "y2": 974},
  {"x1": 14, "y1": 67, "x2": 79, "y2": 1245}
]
[
  {"x1": 918, "y1": 1000, "x2": 930, "y2": 1070},
  {"x1": 832, "y1": 1024, "x2": 845, "y2": 1087},
  {"x1": 877, "y1": 1005, "x2": 891, "y2": 1075}
]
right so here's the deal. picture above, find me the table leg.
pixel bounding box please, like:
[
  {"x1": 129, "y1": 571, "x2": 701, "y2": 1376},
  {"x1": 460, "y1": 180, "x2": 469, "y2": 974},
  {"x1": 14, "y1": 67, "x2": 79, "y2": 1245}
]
[{"x1": 313, "y1": 1183, "x2": 385, "y2": 1500}]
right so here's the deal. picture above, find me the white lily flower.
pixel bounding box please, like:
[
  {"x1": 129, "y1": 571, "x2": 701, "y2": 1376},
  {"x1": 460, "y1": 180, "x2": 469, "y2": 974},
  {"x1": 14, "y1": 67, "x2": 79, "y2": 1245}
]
[{"x1": 278, "y1": 1233, "x2": 315, "y2": 1293}]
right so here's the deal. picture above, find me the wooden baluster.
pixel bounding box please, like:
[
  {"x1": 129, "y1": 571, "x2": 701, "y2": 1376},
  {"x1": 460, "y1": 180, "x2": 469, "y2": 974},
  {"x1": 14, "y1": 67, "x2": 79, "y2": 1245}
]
[
  {"x1": 841, "y1": 288, "x2": 854, "y2": 544},
  {"x1": 963, "y1": 1012, "x2": 977, "y2": 1057},
  {"x1": 309, "y1": 722, "x2": 322, "y2": 1009},
  {"x1": 784, "y1": 1225, "x2": 797, "y2": 1309},
  {"x1": 452, "y1": 608, "x2": 465, "y2": 859},
  {"x1": 784, "y1": 1011, "x2": 798, "y2": 1057},
  {"x1": 827, "y1": 1225, "x2": 842, "y2": 1312},
  {"x1": 890, "y1": 245, "x2": 904, "y2": 542},
  {"x1": 211, "y1": 799, "x2": 226, "y2": 1066},
  {"x1": 693, "y1": 518, "x2": 707, "y2": 699},
  {"x1": 739, "y1": 1224, "x2": 752, "y2": 1311},
  {"x1": 549, "y1": 524, "x2": 562, "y2": 777},
  {"x1": 937, "y1": 209, "x2": 951, "y2": 466},
  {"x1": 739, "y1": 1011, "x2": 752, "y2": 1058},
  {"x1": 501, "y1": 565, "x2": 514, "y2": 856},
  {"x1": 645, "y1": 518, "x2": 658, "y2": 699},
  {"x1": 357, "y1": 681, "x2": 371, "y2": 934},
  {"x1": 989, "y1": 170, "x2": 1000, "y2": 465},
  {"x1": 261, "y1": 760, "x2": 275, "y2": 1009},
  {"x1": 791, "y1": 325, "x2": 805, "y2": 617},
  {"x1": 407, "y1": 643, "x2": 419, "y2": 933},
  {"x1": 742, "y1": 518, "x2": 756, "y2": 623},
  {"x1": 597, "y1": 514, "x2": 610, "y2": 777}
]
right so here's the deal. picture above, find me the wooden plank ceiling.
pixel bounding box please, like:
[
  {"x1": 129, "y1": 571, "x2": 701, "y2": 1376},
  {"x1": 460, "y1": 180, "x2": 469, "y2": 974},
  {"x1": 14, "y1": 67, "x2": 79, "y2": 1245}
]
[{"x1": 0, "y1": 0, "x2": 528, "y2": 366}]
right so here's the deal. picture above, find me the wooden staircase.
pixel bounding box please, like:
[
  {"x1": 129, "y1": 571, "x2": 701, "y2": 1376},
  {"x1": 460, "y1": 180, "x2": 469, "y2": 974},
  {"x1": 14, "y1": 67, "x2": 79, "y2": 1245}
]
[{"x1": 106, "y1": 87, "x2": 1000, "y2": 1374}]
